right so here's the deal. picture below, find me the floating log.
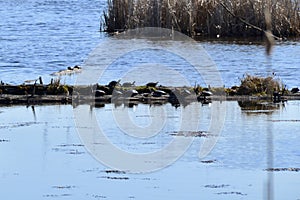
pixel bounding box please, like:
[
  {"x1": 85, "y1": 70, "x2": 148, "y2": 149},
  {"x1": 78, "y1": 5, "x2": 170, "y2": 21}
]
[
  {"x1": 0, "y1": 94, "x2": 71, "y2": 105},
  {"x1": 1, "y1": 82, "x2": 300, "y2": 106},
  {"x1": 1, "y1": 92, "x2": 300, "y2": 106}
]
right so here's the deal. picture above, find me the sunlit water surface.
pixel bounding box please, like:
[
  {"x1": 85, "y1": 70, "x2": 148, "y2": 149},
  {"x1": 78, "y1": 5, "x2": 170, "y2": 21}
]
[
  {"x1": 0, "y1": 101, "x2": 300, "y2": 199},
  {"x1": 0, "y1": 1, "x2": 299, "y2": 87},
  {"x1": 1, "y1": 0, "x2": 300, "y2": 199}
]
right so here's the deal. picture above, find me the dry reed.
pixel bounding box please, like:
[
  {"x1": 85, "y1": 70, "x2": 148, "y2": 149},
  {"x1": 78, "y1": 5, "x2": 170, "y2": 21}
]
[
  {"x1": 102, "y1": 0, "x2": 300, "y2": 38},
  {"x1": 237, "y1": 74, "x2": 282, "y2": 95}
]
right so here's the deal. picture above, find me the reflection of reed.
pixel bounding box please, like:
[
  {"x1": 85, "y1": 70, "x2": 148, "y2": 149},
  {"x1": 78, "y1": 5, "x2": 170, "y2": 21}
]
[
  {"x1": 238, "y1": 101, "x2": 282, "y2": 115},
  {"x1": 265, "y1": 3, "x2": 274, "y2": 199},
  {"x1": 266, "y1": 114, "x2": 274, "y2": 200},
  {"x1": 30, "y1": 105, "x2": 37, "y2": 121}
]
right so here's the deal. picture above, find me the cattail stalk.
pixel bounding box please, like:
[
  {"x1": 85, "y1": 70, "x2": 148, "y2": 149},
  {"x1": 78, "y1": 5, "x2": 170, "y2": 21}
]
[{"x1": 102, "y1": 0, "x2": 300, "y2": 38}]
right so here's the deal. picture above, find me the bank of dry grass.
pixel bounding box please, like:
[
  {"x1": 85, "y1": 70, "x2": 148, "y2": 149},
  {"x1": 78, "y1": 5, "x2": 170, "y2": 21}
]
[
  {"x1": 237, "y1": 74, "x2": 282, "y2": 95},
  {"x1": 102, "y1": 0, "x2": 300, "y2": 38}
]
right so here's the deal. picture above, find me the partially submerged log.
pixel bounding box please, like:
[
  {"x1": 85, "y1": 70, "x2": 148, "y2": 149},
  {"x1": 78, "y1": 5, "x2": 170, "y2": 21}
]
[
  {"x1": 0, "y1": 81, "x2": 300, "y2": 106},
  {"x1": 0, "y1": 94, "x2": 71, "y2": 105}
]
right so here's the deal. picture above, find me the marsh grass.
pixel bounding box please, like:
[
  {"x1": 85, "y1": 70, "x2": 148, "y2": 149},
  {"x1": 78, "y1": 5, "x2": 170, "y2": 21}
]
[
  {"x1": 102, "y1": 0, "x2": 300, "y2": 38},
  {"x1": 237, "y1": 74, "x2": 282, "y2": 95},
  {"x1": 47, "y1": 78, "x2": 70, "y2": 95}
]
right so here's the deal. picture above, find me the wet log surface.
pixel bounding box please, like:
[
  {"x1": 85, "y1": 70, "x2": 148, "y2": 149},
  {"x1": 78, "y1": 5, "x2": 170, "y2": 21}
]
[
  {"x1": 0, "y1": 94, "x2": 72, "y2": 105},
  {"x1": 1, "y1": 93, "x2": 300, "y2": 107}
]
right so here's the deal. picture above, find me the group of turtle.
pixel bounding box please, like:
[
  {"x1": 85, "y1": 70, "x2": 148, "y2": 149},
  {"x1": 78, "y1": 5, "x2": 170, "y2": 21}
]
[
  {"x1": 94, "y1": 80, "x2": 213, "y2": 102},
  {"x1": 107, "y1": 80, "x2": 159, "y2": 88},
  {"x1": 95, "y1": 80, "x2": 165, "y2": 98}
]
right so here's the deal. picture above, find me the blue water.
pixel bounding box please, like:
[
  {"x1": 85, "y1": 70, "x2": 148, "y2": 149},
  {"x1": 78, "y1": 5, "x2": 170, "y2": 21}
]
[
  {"x1": 1, "y1": 0, "x2": 300, "y2": 199},
  {"x1": 0, "y1": 0, "x2": 299, "y2": 88},
  {"x1": 0, "y1": 101, "x2": 300, "y2": 199},
  {"x1": 0, "y1": 0, "x2": 104, "y2": 84}
]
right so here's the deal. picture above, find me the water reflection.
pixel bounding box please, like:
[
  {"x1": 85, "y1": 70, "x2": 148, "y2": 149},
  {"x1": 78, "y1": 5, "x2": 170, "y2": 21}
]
[
  {"x1": 238, "y1": 100, "x2": 284, "y2": 114},
  {"x1": 30, "y1": 105, "x2": 37, "y2": 121},
  {"x1": 85, "y1": 96, "x2": 212, "y2": 109},
  {"x1": 89, "y1": 96, "x2": 289, "y2": 114},
  {"x1": 0, "y1": 101, "x2": 300, "y2": 199}
]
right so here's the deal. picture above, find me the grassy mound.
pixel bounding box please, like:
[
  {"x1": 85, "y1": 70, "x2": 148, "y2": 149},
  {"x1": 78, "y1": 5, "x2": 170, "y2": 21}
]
[{"x1": 237, "y1": 74, "x2": 282, "y2": 95}]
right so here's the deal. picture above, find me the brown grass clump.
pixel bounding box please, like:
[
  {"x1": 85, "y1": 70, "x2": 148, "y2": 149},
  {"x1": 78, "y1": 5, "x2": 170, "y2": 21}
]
[
  {"x1": 237, "y1": 74, "x2": 281, "y2": 95},
  {"x1": 47, "y1": 78, "x2": 70, "y2": 95},
  {"x1": 102, "y1": 0, "x2": 300, "y2": 38}
]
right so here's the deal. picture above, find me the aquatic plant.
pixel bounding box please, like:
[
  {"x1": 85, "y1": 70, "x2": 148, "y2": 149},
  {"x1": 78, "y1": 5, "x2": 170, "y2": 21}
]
[
  {"x1": 102, "y1": 0, "x2": 300, "y2": 38},
  {"x1": 47, "y1": 78, "x2": 70, "y2": 95},
  {"x1": 51, "y1": 78, "x2": 61, "y2": 86},
  {"x1": 135, "y1": 86, "x2": 152, "y2": 93},
  {"x1": 237, "y1": 74, "x2": 281, "y2": 95},
  {"x1": 17, "y1": 85, "x2": 29, "y2": 95}
]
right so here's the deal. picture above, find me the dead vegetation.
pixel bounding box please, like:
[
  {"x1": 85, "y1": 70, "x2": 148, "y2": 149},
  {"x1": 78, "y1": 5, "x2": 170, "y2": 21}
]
[
  {"x1": 236, "y1": 74, "x2": 282, "y2": 95},
  {"x1": 102, "y1": 0, "x2": 300, "y2": 38}
]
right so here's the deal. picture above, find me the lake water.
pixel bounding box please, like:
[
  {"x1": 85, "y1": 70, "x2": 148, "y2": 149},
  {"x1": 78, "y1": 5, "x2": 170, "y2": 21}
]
[
  {"x1": 0, "y1": 0, "x2": 299, "y2": 88},
  {"x1": 1, "y1": 101, "x2": 300, "y2": 199},
  {"x1": 0, "y1": 0, "x2": 300, "y2": 199}
]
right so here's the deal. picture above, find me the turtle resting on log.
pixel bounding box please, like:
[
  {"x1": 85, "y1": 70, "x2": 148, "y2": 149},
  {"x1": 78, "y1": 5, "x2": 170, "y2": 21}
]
[{"x1": 146, "y1": 82, "x2": 159, "y2": 88}]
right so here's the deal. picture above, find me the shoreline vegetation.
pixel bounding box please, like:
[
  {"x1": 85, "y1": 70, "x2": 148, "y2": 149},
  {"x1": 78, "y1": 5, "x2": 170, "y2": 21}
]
[
  {"x1": 101, "y1": 0, "x2": 300, "y2": 39},
  {"x1": 0, "y1": 75, "x2": 299, "y2": 106}
]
